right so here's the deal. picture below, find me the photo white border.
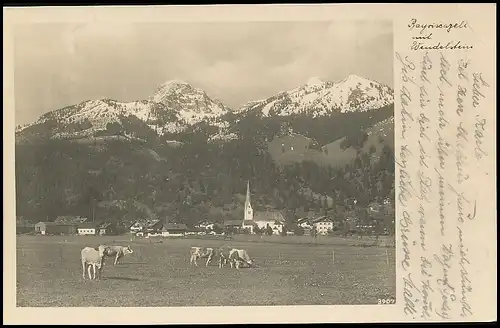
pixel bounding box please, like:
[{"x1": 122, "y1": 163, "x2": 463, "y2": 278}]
[{"x1": 3, "y1": 3, "x2": 497, "y2": 324}]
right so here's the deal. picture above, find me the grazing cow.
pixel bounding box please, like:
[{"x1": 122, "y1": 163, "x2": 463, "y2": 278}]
[
  {"x1": 228, "y1": 248, "x2": 255, "y2": 269},
  {"x1": 190, "y1": 247, "x2": 225, "y2": 267},
  {"x1": 81, "y1": 247, "x2": 104, "y2": 280},
  {"x1": 98, "y1": 245, "x2": 134, "y2": 266}
]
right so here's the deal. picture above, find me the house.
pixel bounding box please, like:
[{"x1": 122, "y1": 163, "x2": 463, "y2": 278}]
[
  {"x1": 221, "y1": 219, "x2": 242, "y2": 233},
  {"x1": 97, "y1": 222, "x2": 117, "y2": 235},
  {"x1": 77, "y1": 223, "x2": 98, "y2": 235},
  {"x1": 194, "y1": 220, "x2": 215, "y2": 230},
  {"x1": 224, "y1": 219, "x2": 244, "y2": 228},
  {"x1": 253, "y1": 211, "x2": 286, "y2": 235},
  {"x1": 161, "y1": 223, "x2": 188, "y2": 237},
  {"x1": 311, "y1": 216, "x2": 334, "y2": 235},
  {"x1": 297, "y1": 217, "x2": 313, "y2": 229},
  {"x1": 242, "y1": 220, "x2": 256, "y2": 233},
  {"x1": 129, "y1": 219, "x2": 163, "y2": 234},
  {"x1": 34, "y1": 222, "x2": 77, "y2": 235},
  {"x1": 129, "y1": 221, "x2": 144, "y2": 234},
  {"x1": 186, "y1": 227, "x2": 202, "y2": 235},
  {"x1": 145, "y1": 219, "x2": 164, "y2": 233}
]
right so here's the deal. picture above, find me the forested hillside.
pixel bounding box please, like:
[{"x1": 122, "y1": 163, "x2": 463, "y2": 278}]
[{"x1": 15, "y1": 76, "x2": 395, "y2": 231}]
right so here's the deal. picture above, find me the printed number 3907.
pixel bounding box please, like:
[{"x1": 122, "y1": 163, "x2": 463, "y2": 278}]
[{"x1": 378, "y1": 298, "x2": 396, "y2": 304}]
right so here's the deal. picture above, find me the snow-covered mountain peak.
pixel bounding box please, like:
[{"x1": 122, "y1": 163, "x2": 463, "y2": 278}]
[
  {"x1": 150, "y1": 80, "x2": 194, "y2": 102},
  {"x1": 18, "y1": 78, "x2": 233, "y2": 140},
  {"x1": 148, "y1": 79, "x2": 229, "y2": 124},
  {"x1": 239, "y1": 74, "x2": 394, "y2": 117},
  {"x1": 338, "y1": 74, "x2": 373, "y2": 87}
]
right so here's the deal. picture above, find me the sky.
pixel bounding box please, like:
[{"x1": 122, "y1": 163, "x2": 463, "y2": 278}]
[{"x1": 14, "y1": 20, "x2": 393, "y2": 126}]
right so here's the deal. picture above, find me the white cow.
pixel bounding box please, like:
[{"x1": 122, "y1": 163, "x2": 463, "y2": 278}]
[
  {"x1": 190, "y1": 247, "x2": 226, "y2": 267},
  {"x1": 81, "y1": 247, "x2": 104, "y2": 280},
  {"x1": 98, "y1": 245, "x2": 134, "y2": 266},
  {"x1": 227, "y1": 248, "x2": 255, "y2": 269}
]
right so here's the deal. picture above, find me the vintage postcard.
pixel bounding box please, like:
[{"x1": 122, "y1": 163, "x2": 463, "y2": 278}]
[{"x1": 3, "y1": 3, "x2": 496, "y2": 324}]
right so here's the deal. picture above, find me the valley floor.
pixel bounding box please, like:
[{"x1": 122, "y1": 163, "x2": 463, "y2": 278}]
[{"x1": 16, "y1": 235, "x2": 396, "y2": 307}]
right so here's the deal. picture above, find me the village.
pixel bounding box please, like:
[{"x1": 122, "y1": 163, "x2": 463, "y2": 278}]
[{"x1": 16, "y1": 182, "x2": 394, "y2": 239}]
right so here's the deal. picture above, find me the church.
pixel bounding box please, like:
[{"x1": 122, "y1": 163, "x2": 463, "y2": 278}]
[{"x1": 241, "y1": 181, "x2": 286, "y2": 235}]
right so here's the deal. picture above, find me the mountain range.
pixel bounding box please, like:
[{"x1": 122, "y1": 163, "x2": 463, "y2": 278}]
[
  {"x1": 16, "y1": 75, "x2": 393, "y2": 144},
  {"x1": 15, "y1": 74, "x2": 395, "y2": 226}
]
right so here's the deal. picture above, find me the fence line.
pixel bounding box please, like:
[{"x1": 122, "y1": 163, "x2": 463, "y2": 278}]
[
  {"x1": 271, "y1": 247, "x2": 393, "y2": 266},
  {"x1": 184, "y1": 234, "x2": 396, "y2": 248}
]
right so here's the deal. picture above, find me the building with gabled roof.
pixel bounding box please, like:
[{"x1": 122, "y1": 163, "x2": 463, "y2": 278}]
[
  {"x1": 77, "y1": 222, "x2": 98, "y2": 235},
  {"x1": 310, "y1": 216, "x2": 334, "y2": 235},
  {"x1": 161, "y1": 223, "x2": 188, "y2": 237},
  {"x1": 97, "y1": 222, "x2": 117, "y2": 235},
  {"x1": 35, "y1": 221, "x2": 77, "y2": 235},
  {"x1": 129, "y1": 219, "x2": 163, "y2": 234}
]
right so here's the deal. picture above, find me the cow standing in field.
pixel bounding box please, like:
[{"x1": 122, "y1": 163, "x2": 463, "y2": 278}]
[
  {"x1": 217, "y1": 248, "x2": 229, "y2": 268},
  {"x1": 190, "y1": 247, "x2": 227, "y2": 268},
  {"x1": 218, "y1": 247, "x2": 233, "y2": 268},
  {"x1": 81, "y1": 247, "x2": 104, "y2": 280},
  {"x1": 227, "y1": 248, "x2": 255, "y2": 269},
  {"x1": 98, "y1": 245, "x2": 134, "y2": 266}
]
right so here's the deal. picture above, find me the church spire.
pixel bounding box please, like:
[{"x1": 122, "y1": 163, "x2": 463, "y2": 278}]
[
  {"x1": 246, "y1": 180, "x2": 251, "y2": 203},
  {"x1": 244, "y1": 180, "x2": 253, "y2": 223}
]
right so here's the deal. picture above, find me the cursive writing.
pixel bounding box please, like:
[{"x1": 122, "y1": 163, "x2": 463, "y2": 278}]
[
  {"x1": 437, "y1": 88, "x2": 449, "y2": 129},
  {"x1": 474, "y1": 116, "x2": 487, "y2": 160},
  {"x1": 472, "y1": 73, "x2": 490, "y2": 108},
  {"x1": 434, "y1": 244, "x2": 456, "y2": 319},
  {"x1": 420, "y1": 257, "x2": 434, "y2": 319},
  {"x1": 418, "y1": 170, "x2": 432, "y2": 203},
  {"x1": 396, "y1": 52, "x2": 416, "y2": 140},
  {"x1": 396, "y1": 41, "x2": 490, "y2": 322},
  {"x1": 408, "y1": 18, "x2": 468, "y2": 34},
  {"x1": 396, "y1": 146, "x2": 415, "y2": 207},
  {"x1": 421, "y1": 52, "x2": 432, "y2": 84},
  {"x1": 412, "y1": 40, "x2": 473, "y2": 51},
  {"x1": 457, "y1": 226, "x2": 473, "y2": 317},
  {"x1": 418, "y1": 204, "x2": 426, "y2": 251},
  {"x1": 435, "y1": 167, "x2": 446, "y2": 236},
  {"x1": 419, "y1": 114, "x2": 431, "y2": 142},
  {"x1": 439, "y1": 53, "x2": 453, "y2": 87},
  {"x1": 400, "y1": 210, "x2": 413, "y2": 271},
  {"x1": 448, "y1": 182, "x2": 472, "y2": 224},
  {"x1": 456, "y1": 123, "x2": 468, "y2": 184},
  {"x1": 403, "y1": 273, "x2": 420, "y2": 318}
]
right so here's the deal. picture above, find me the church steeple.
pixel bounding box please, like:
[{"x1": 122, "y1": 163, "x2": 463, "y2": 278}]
[{"x1": 243, "y1": 180, "x2": 253, "y2": 223}]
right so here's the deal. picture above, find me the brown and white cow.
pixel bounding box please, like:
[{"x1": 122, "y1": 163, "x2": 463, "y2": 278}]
[
  {"x1": 227, "y1": 248, "x2": 255, "y2": 269},
  {"x1": 98, "y1": 245, "x2": 134, "y2": 266}
]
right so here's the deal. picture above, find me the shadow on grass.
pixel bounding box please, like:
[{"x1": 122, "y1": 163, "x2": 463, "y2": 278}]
[{"x1": 103, "y1": 276, "x2": 141, "y2": 281}]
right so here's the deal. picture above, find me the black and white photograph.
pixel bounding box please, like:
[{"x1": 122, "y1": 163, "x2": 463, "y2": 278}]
[{"x1": 14, "y1": 19, "x2": 396, "y2": 307}]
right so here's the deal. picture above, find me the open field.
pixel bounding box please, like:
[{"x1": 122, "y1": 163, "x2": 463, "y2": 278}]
[{"x1": 16, "y1": 235, "x2": 395, "y2": 307}]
